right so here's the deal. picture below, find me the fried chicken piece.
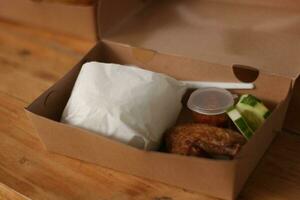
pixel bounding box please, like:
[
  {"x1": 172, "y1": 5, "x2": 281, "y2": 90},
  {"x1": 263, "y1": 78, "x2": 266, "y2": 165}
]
[{"x1": 165, "y1": 123, "x2": 246, "y2": 158}]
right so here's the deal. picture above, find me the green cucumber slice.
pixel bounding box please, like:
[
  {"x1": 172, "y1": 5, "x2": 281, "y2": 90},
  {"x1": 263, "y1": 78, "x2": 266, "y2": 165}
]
[
  {"x1": 236, "y1": 94, "x2": 270, "y2": 131},
  {"x1": 227, "y1": 107, "x2": 254, "y2": 140}
]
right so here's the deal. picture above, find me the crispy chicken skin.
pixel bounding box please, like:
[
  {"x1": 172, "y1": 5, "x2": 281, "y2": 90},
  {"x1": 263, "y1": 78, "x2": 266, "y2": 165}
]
[{"x1": 165, "y1": 123, "x2": 246, "y2": 158}]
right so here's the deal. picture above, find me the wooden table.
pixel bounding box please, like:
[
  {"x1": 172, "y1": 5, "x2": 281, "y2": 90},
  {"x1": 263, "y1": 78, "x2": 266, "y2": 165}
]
[{"x1": 0, "y1": 19, "x2": 300, "y2": 200}]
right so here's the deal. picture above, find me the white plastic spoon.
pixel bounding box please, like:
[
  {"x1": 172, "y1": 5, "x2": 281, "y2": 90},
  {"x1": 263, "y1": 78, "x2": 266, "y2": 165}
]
[{"x1": 181, "y1": 81, "x2": 255, "y2": 90}]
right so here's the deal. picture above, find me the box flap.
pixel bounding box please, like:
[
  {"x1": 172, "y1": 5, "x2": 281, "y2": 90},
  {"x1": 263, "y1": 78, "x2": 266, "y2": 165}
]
[
  {"x1": 97, "y1": 0, "x2": 300, "y2": 78},
  {"x1": 97, "y1": 0, "x2": 300, "y2": 133}
]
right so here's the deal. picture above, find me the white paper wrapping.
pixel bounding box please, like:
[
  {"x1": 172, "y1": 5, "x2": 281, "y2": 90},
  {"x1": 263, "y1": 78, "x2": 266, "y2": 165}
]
[{"x1": 61, "y1": 62, "x2": 186, "y2": 150}]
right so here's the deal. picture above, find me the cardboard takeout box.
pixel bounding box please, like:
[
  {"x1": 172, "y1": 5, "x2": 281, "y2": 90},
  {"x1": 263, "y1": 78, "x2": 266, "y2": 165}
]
[{"x1": 25, "y1": 0, "x2": 300, "y2": 199}]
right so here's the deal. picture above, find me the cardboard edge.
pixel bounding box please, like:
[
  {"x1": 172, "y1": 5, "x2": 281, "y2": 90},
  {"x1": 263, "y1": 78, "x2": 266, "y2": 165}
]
[{"x1": 24, "y1": 109, "x2": 48, "y2": 150}]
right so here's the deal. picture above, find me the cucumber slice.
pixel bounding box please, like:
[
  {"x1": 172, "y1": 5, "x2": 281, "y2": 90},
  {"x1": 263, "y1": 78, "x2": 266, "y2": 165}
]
[
  {"x1": 236, "y1": 94, "x2": 271, "y2": 131},
  {"x1": 227, "y1": 107, "x2": 254, "y2": 140}
]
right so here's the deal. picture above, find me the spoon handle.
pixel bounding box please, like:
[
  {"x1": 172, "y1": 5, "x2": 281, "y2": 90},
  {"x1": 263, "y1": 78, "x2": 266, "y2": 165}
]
[{"x1": 182, "y1": 81, "x2": 255, "y2": 89}]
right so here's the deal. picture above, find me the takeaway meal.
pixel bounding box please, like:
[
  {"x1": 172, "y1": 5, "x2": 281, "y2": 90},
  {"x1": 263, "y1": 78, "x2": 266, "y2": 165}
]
[
  {"x1": 62, "y1": 62, "x2": 271, "y2": 160},
  {"x1": 165, "y1": 89, "x2": 271, "y2": 159}
]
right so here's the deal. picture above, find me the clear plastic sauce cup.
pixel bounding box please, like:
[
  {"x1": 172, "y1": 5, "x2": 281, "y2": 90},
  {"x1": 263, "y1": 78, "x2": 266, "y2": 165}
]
[{"x1": 187, "y1": 87, "x2": 234, "y2": 127}]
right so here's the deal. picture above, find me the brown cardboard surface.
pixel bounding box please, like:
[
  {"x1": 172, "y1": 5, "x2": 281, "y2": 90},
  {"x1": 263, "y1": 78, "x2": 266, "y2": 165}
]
[
  {"x1": 0, "y1": 0, "x2": 97, "y2": 40},
  {"x1": 98, "y1": 0, "x2": 300, "y2": 132},
  {"x1": 26, "y1": 40, "x2": 292, "y2": 199},
  {"x1": 23, "y1": 0, "x2": 299, "y2": 199},
  {"x1": 25, "y1": 111, "x2": 238, "y2": 199},
  {"x1": 99, "y1": 0, "x2": 300, "y2": 78}
]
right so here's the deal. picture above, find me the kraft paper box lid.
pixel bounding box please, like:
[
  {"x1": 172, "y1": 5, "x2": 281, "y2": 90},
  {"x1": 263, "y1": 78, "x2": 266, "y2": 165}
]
[{"x1": 96, "y1": 0, "x2": 300, "y2": 133}]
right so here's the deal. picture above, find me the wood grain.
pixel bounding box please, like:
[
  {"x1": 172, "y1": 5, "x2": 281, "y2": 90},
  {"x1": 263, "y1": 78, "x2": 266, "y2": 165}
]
[
  {"x1": 31, "y1": 0, "x2": 95, "y2": 6},
  {"x1": 0, "y1": 183, "x2": 29, "y2": 200},
  {"x1": 0, "y1": 19, "x2": 300, "y2": 200}
]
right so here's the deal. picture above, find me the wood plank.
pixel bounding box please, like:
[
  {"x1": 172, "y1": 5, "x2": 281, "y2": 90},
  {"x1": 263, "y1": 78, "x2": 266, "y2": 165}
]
[
  {"x1": 240, "y1": 132, "x2": 300, "y2": 200},
  {"x1": 0, "y1": 183, "x2": 29, "y2": 200},
  {"x1": 0, "y1": 19, "x2": 300, "y2": 200},
  {"x1": 0, "y1": 19, "x2": 94, "y2": 103},
  {"x1": 42, "y1": 0, "x2": 94, "y2": 5}
]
